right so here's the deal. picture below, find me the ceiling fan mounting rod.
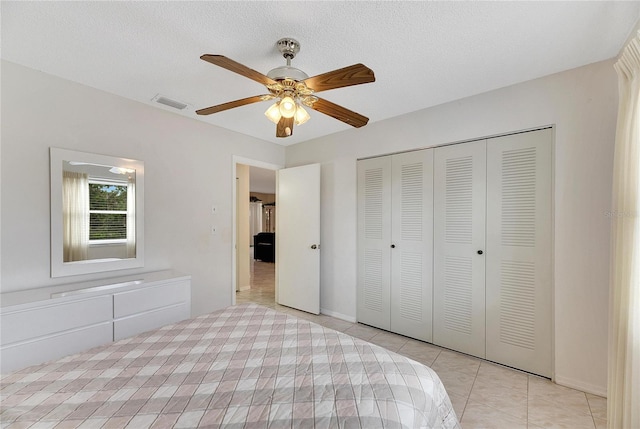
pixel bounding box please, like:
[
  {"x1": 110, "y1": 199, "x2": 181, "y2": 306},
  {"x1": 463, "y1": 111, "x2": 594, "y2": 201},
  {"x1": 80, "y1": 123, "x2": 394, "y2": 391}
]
[{"x1": 276, "y1": 37, "x2": 301, "y2": 63}]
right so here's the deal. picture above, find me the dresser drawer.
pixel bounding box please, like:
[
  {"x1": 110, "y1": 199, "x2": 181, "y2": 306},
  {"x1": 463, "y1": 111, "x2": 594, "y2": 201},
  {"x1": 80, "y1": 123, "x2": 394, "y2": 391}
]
[
  {"x1": 0, "y1": 295, "x2": 112, "y2": 345},
  {"x1": 0, "y1": 322, "x2": 112, "y2": 374},
  {"x1": 113, "y1": 280, "x2": 190, "y2": 318},
  {"x1": 113, "y1": 303, "x2": 189, "y2": 341}
]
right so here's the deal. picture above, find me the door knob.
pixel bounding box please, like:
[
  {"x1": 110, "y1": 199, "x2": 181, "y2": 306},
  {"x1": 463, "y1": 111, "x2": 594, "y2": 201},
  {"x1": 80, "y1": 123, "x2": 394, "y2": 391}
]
[
  {"x1": 311, "y1": 244, "x2": 318, "y2": 249},
  {"x1": 477, "y1": 250, "x2": 483, "y2": 255},
  {"x1": 391, "y1": 244, "x2": 396, "y2": 249}
]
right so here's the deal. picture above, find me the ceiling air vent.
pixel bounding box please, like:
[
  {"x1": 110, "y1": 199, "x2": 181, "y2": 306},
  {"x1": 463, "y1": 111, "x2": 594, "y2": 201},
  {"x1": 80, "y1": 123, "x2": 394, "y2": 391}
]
[{"x1": 152, "y1": 94, "x2": 188, "y2": 110}]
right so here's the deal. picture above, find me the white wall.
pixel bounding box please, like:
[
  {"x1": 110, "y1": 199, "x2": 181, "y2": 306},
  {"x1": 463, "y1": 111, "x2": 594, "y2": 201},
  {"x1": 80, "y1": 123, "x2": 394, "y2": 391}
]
[
  {"x1": 0, "y1": 60, "x2": 285, "y2": 317},
  {"x1": 286, "y1": 59, "x2": 618, "y2": 396}
]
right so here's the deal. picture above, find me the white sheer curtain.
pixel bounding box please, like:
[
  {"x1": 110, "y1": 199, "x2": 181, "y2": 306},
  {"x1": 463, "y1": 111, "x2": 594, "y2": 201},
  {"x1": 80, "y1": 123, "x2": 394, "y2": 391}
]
[
  {"x1": 62, "y1": 171, "x2": 89, "y2": 262},
  {"x1": 250, "y1": 201, "x2": 263, "y2": 240},
  {"x1": 608, "y1": 31, "x2": 640, "y2": 429},
  {"x1": 126, "y1": 174, "x2": 136, "y2": 258}
]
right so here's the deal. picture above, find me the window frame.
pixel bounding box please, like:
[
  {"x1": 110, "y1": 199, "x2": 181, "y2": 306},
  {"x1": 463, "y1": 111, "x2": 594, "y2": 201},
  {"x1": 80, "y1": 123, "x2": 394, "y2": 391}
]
[{"x1": 87, "y1": 177, "x2": 129, "y2": 245}]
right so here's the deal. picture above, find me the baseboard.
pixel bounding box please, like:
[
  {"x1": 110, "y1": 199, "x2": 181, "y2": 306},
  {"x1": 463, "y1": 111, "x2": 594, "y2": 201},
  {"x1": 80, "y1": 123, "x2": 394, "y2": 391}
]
[
  {"x1": 238, "y1": 285, "x2": 251, "y2": 292},
  {"x1": 320, "y1": 308, "x2": 356, "y2": 323},
  {"x1": 554, "y1": 375, "x2": 607, "y2": 398}
]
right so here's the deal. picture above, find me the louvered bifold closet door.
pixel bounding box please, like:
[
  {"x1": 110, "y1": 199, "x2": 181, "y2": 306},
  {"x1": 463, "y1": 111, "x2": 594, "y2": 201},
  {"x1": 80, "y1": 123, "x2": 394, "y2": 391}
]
[
  {"x1": 357, "y1": 156, "x2": 392, "y2": 330},
  {"x1": 485, "y1": 129, "x2": 552, "y2": 377},
  {"x1": 390, "y1": 150, "x2": 434, "y2": 342},
  {"x1": 433, "y1": 141, "x2": 487, "y2": 358}
]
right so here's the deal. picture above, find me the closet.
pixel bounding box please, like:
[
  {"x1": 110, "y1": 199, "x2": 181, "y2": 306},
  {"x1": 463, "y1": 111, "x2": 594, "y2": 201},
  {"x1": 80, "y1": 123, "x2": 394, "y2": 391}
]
[{"x1": 357, "y1": 128, "x2": 552, "y2": 377}]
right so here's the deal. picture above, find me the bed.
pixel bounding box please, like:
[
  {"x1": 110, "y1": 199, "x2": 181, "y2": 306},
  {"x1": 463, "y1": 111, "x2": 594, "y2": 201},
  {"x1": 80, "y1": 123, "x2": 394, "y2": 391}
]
[{"x1": 0, "y1": 303, "x2": 460, "y2": 428}]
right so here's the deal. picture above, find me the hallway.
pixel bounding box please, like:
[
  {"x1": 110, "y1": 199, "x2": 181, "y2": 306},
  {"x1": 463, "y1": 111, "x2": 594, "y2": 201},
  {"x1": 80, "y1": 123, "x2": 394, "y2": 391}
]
[{"x1": 236, "y1": 255, "x2": 276, "y2": 307}]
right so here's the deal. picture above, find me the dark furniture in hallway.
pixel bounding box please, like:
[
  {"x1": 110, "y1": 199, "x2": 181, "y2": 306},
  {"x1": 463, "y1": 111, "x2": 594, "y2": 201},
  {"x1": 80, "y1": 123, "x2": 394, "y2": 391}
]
[{"x1": 254, "y1": 232, "x2": 275, "y2": 262}]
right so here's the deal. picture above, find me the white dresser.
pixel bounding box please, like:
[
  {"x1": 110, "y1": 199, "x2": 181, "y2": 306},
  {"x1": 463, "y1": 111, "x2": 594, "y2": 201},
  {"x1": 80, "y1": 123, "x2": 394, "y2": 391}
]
[{"x1": 0, "y1": 270, "x2": 191, "y2": 374}]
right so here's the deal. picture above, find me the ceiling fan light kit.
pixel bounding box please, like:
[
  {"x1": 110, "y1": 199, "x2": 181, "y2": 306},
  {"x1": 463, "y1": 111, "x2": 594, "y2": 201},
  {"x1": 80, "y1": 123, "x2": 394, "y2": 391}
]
[
  {"x1": 278, "y1": 96, "x2": 296, "y2": 118},
  {"x1": 196, "y1": 37, "x2": 375, "y2": 138},
  {"x1": 264, "y1": 102, "x2": 282, "y2": 124},
  {"x1": 294, "y1": 104, "x2": 311, "y2": 125}
]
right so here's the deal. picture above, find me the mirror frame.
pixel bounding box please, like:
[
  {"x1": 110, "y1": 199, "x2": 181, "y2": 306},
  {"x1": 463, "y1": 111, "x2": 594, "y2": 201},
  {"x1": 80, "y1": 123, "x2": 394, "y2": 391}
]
[{"x1": 50, "y1": 147, "x2": 145, "y2": 277}]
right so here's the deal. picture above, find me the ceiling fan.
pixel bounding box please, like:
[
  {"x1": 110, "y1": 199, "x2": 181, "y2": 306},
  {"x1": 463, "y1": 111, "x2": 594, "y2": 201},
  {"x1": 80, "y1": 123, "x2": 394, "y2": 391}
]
[{"x1": 196, "y1": 38, "x2": 375, "y2": 138}]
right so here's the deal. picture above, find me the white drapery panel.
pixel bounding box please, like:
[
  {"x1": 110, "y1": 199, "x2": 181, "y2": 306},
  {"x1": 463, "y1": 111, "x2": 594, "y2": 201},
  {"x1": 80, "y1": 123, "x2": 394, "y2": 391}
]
[
  {"x1": 609, "y1": 31, "x2": 640, "y2": 429},
  {"x1": 250, "y1": 202, "x2": 263, "y2": 241},
  {"x1": 62, "y1": 171, "x2": 89, "y2": 262},
  {"x1": 126, "y1": 174, "x2": 136, "y2": 258}
]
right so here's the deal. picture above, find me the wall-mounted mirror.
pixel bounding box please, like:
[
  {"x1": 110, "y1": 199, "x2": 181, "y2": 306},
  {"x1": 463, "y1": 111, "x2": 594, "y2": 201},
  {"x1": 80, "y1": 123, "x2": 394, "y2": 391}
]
[{"x1": 50, "y1": 148, "x2": 144, "y2": 277}]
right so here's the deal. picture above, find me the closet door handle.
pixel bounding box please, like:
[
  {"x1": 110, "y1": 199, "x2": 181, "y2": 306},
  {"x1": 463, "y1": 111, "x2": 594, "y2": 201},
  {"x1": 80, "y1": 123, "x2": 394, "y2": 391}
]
[
  {"x1": 311, "y1": 244, "x2": 318, "y2": 250},
  {"x1": 391, "y1": 244, "x2": 396, "y2": 249},
  {"x1": 477, "y1": 250, "x2": 483, "y2": 255}
]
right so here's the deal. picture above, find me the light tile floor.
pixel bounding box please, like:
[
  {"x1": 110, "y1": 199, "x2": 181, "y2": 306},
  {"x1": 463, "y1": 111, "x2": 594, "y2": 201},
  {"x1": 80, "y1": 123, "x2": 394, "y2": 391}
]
[{"x1": 237, "y1": 258, "x2": 607, "y2": 429}]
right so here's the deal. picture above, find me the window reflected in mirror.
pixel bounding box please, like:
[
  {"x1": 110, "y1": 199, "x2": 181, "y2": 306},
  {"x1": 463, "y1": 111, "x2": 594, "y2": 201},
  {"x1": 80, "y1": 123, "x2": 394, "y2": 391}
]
[
  {"x1": 62, "y1": 161, "x2": 136, "y2": 262},
  {"x1": 50, "y1": 148, "x2": 144, "y2": 277}
]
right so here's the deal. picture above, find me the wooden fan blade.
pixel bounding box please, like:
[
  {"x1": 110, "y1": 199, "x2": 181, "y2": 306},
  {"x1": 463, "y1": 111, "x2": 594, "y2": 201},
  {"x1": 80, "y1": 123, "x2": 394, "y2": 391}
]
[
  {"x1": 310, "y1": 98, "x2": 369, "y2": 128},
  {"x1": 201, "y1": 55, "x2": 277, "y2": 86},
  {"x1": 303, "y1": 64, "x2": 375, "y2": 93},
  {"x1": 196, "y1": 95, "x2": 270, "y2": 115},
  {"x1": 276, "y1": 116, "x2": 294, "y2": 138}
]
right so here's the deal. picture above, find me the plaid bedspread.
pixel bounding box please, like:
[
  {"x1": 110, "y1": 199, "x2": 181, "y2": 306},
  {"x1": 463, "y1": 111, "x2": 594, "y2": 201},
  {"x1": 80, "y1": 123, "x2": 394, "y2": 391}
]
[{"x1": 1, "y1": 304, "x2": 460, "y2": 428}]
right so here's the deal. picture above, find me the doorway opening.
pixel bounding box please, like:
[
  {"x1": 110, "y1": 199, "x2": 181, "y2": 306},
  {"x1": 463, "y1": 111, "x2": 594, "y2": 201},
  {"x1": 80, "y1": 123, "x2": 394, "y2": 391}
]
[{"x1": 233, "y1": 158, "x2": 280, "y2": 308}]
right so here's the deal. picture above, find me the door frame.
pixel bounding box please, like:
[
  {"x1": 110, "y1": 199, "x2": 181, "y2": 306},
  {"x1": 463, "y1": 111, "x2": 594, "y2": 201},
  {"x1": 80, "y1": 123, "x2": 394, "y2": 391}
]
[{"x1": 231, "y1": 156, "x2": 283, "y2": 306}]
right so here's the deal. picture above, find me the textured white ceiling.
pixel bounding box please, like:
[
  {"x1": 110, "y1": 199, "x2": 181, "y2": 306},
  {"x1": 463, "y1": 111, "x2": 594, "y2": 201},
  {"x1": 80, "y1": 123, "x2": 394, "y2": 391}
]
[{"x1": 2, "y1": 1, "x2": 638, "y2": 146}]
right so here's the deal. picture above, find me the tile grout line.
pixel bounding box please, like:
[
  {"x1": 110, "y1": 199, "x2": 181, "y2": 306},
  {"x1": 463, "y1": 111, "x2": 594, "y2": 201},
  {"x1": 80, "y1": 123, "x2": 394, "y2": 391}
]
[
  {"x1": 458, "y1": 358, "x2": 482, "y2": 423},
  {"x1": 526, "y1": 373, "x2": 530, "y2": 429},
  {"x1": 586, "y1": 392, "x2": 598, "y2": 429}
]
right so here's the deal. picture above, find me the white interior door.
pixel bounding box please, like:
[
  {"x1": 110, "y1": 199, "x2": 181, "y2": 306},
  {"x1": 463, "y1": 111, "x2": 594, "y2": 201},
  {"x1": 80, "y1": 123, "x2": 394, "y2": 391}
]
[
  {"x1": 390, "y1": 150, "x2": 434, "y2": 342},
  {"x1": 485, "y1": 129, "x2": 552, "y2": 377},
  {"x1": 357, "y1": 157, "x2": 392, "y2": 330},
  {"x1": 433, "y1": 140, "x2": 487, "y2": 358},
  {"x1": 276, "y1": 163, "x2": 320, "y2": 314}
]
